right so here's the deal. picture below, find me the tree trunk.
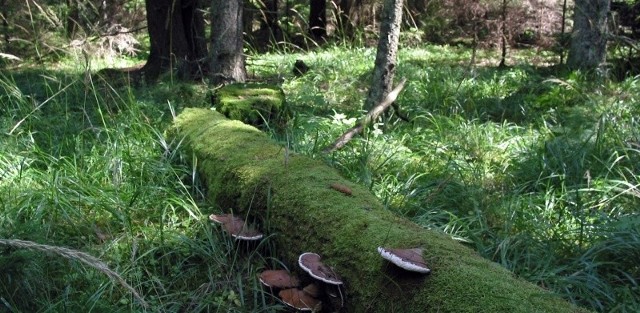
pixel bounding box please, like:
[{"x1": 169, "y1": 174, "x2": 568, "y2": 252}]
[
  {"x1": 498, "y1": 0, "x2": 508, "y2": 68},
  {"x1": 336, "y1": 0, "x2": 353, "y2": 36},
  {"x1": 262, "y1": 0, "x2": 280, "y2": 40},
  {"x1": 566, "y1": 0, "x2": 610, "y2": 71},
  {"x1": 210, "y1": 0, "x2": 246, "y2": 84},
  {"x1": 65, "y1": 0, "x2": 79, "y2": 38},
  {"x1": 141, "y1": 0, "x2": 207, "y2": 80},
  {"x1": 168, "y1": 108, "x2": 591, "y2": 313},
  {"x1": 309, "y1": 0, "x2": 327, "y2": 40},
  {"x1": 363, "y1": 0, "x2": 403, "y2": 110}
]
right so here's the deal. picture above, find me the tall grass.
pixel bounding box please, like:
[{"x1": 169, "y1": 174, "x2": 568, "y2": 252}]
[{"x1": 0, "y1": 65, "x2": 279, "y2": 312}]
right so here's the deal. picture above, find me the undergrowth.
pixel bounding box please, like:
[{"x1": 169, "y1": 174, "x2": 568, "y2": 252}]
[
  {"x1": 1, "y1": 45, "x2": 638, "y2": 312},
  {"x1": 0, "y1": 66, "x2": 281, "y2": 312},
  {"x1": 255, "y1": 46, "x2": 640, "y2": 312}
]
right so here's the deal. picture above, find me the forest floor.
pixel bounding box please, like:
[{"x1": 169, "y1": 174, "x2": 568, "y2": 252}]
[{"x1": 0, "y1": 45, "x2": 638, "y2": 312}]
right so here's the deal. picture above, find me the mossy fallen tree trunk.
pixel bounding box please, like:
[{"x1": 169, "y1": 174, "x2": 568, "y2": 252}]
[{"x1": 168, "y1": 108, "x2": 589, "y2": 313}]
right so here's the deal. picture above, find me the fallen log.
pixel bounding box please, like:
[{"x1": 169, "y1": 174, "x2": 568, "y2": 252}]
[{"x1": 168, "y1": 108, "x2": 589, "y2": 313}]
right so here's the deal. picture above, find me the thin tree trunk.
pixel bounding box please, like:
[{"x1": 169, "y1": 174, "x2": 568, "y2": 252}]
[
  {"x1": 499, "y1": 0, "x2": 508, "y2": 68},
  {"x1": 210, "y1": 0, "x2": 246, "y2": 84},
  {"x1": 309, "y1": 0, "x2": 327, "y2": 40},
  {"x1": 363, "y1": 0, "x2": 403, "y2": 110},
  {"x1": 559, "y1": 0, "x2": 568, "y2": 64},
  {"x1": 263, "y1": 0, "x2": 280, "y2": 40},
  {"x1": 336, "y1": 0, "x2": 353, "y2": 37},
  {"x1": 65, "y1": 0, "x2": 79, "y2": 38},
  {"x1": 566, "y1": 0, "x2": 610, "y2": 71}
]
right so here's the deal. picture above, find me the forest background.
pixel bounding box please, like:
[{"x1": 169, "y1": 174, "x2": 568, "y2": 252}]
[{"x1": 0, "y1": 0, "x2": 639, "y2": 312}]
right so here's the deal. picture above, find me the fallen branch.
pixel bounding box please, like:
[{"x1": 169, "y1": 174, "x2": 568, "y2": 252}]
[{"x1": 323, "y1": 78, "x2": 407, "y2": 153}]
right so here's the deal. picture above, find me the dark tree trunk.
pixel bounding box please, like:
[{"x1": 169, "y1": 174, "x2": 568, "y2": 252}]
[
  {"x1": 210, "y1": 0, "x2": 246, "y2": 84},
  {"x1": 262, "y1": 0, "x2": 280, "y2": 40},
  {"x1": 498, "y1": 0, "x2": 508, "y2": 68},
  {"x1": 566, "y1": 0, "x2": 610, "y2": 71},
  {"x1": 363, "y1": 0, "x2": 403, "y2": 110},
  {"x1": 141, "y1": 0, "x2": 207, "y2": 80},
  {"x1": 336, "y1": 0, "x2": 354, "y2": 37},
  {"x1": 559, "y1": 0, "x2": 569, "y2": 64},
  {"x1": 309, "y1": 0, "x2": 327, "y2": 40},
  {"x1": 66, "y1": 0, "x2": 79, "y2": 38}
]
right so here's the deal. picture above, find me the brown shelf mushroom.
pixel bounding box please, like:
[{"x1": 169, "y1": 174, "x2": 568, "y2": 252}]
[
  {"x1": 209, "y1": 213, "x2": 263, "y2": 240},
  {"x1": 298, "y1": 252, "x2": 343, "y2": 285},
  {"x1": 279, "y1": 288, "x2": 322, "y2": 312},
  {"x1": 259, "y1": 270, "x2": 300, "y2": 289},
  {"x1": 377, "y1": 247, "x2": 431, "y2": 273},
  {"x1": 302, "y1": 283, "x2": 320, "y2": 298}
]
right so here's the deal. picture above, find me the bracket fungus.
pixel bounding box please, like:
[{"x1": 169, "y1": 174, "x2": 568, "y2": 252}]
[
  {"x1": 259, "y1": 270, "x2": 300, "y2": 289},
  {"x1": 377, "y1": 247, "x2": 431, "y2": 274},
  {"x1": 279, "y1": 288, "x2": 322, "y2": 311},
  {"x1": 302, "y1": 283, "x2": 320, "y2": 298},
  {"x1": 298, "y1": 252, "x2": 343, "y2": 285},
  {"x1": 209, "y1": 213, "x2": 263, "y2": 240}
]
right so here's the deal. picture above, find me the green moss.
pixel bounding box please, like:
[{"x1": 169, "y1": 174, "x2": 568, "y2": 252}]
[
  {"x1": 168, "y1": 108, "x2": 591, "y2": 313},
  {"x1": 213, "y1": 83, "x2": 289, "y2": 130}
]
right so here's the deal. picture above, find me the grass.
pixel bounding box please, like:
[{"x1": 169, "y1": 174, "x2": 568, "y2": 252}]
[
  {"x1": 253, "y1": 45, "x2": 640, "y2": 311},
  {"x1": 1, "y1": 44, "x2": 639, "y2": 312},
  {"x1": 0, "y1": 65, "x2": 281, "y2": 312}
]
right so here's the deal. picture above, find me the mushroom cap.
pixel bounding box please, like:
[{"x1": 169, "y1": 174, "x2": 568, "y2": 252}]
[
  {"x1": 278, "y1": 288, "x2": 322, "y2": 311},
  {"x1": 209, "y1": 213, "x2": 263, "y2": 240},
  {"x1": 302, "y1": 283, "x2": 320, "y2": 298},
  {"x1": 209, "y1": 213, "x2": 236, "y2": 224},
  {"x1": 377, "y1": 247, "x2": 430, "y2": 273},
  {"x1": 298, "y1": 252, "x2": 343, "y2": 285},
  {"x1": 259, "y1": 270, "x2": 300, "y2": 289}
]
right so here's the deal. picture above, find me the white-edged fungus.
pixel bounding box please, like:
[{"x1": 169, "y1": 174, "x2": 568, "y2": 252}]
[
  {"x1": 209, "y1": 213, "x2": 263, "y2": 240},
  {"x1": 298, "y1": 252, "x2": 343, "y2": 285},
  {"x1": 377, "y1": 247, "x2": 430, "y2": 273}
]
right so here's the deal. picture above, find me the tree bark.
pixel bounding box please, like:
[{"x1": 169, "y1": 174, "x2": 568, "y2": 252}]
[
  {"x1": 262, "y1": 0, "x2": 280, "y2": 40},
  {"x1": 65, "y1": 0, "x2": 80, "y2": 38},
  {"x1": 309, "y1": 0, "x2": 327, "y2": 40},
  {"x1": 336, "y1": 0, "x2": 353, "y2": 37},
  {"x1": 141, "y1": 0, "x2": 207, "y2": 80},
  {"x1": 210, "y1": 0, "x2": 246, "y2": 84},
  {"x1": 363, "y1": 0, "x2": 403, "y2": 110},
  {"x1": 566, "y1": 0, "x2": 610, "y2": 71},
  {"x1": 168, "y1": 108, "x2": 590, "y2": 313},
  {"x1": 498, "y1": 0, "x2": 508, "y2": 68}
]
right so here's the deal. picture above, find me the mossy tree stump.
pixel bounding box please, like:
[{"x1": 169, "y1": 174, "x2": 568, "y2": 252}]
[
  {"x1": 212, "y1": 83, "x2": 289, "y2": 130},
  {"x1": 168, "y1": 108, "x2": 589, "y2": 313}
]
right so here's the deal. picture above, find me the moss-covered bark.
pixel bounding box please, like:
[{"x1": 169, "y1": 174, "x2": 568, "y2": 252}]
[
  {"x1": 213, "y1": 83, "x2": 288, "y2": 129},
  {"x1": 168, "y1": 108, "x2": 590, "y2": 313}
]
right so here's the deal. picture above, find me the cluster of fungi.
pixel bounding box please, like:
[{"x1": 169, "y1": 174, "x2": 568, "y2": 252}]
[
  {"x1": 209, "y1": 212, "x2": 431, "y2": 312},
  {"x1": 259, "y1": 252, "x2": 343, "y2": 311}
]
